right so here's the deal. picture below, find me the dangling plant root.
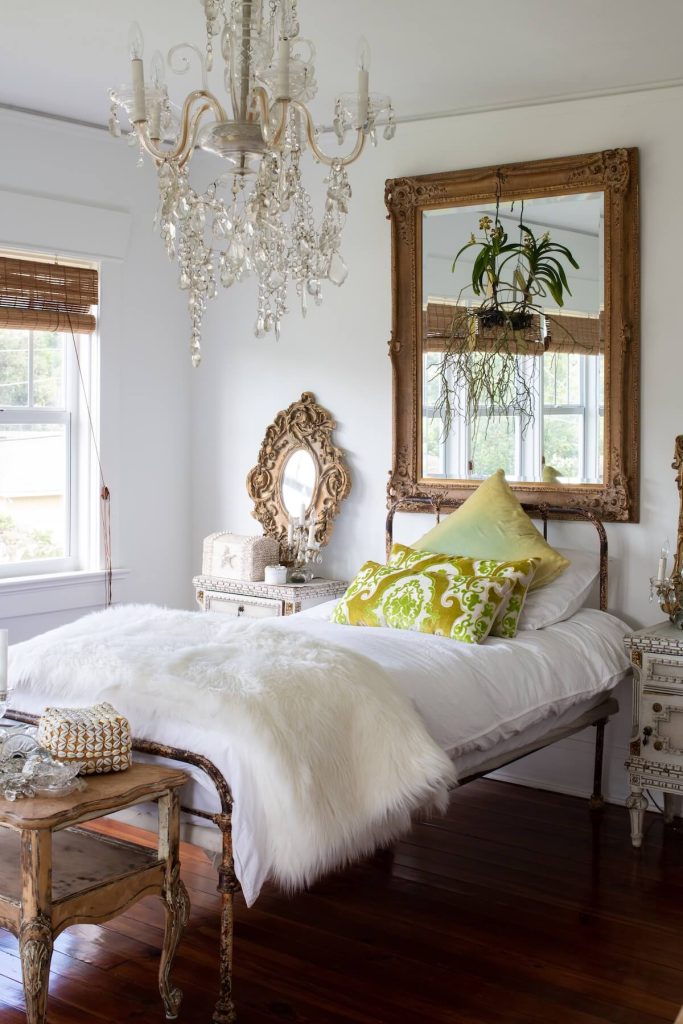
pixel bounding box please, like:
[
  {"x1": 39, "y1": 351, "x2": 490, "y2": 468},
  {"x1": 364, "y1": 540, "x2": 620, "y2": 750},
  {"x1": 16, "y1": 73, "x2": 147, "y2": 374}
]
[{"x1": 430, "y1": 303, "x2": 541, "y2": 440}]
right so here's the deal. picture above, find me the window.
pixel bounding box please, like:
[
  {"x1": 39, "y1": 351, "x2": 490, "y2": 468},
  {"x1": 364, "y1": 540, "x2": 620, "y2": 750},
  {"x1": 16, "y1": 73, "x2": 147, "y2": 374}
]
[
  {"x1": 422, "y1": 347, "x2": 604, "y2": 484},
  {"x1": 0, "y1": 256, "x2": 99, "y2": 578}
]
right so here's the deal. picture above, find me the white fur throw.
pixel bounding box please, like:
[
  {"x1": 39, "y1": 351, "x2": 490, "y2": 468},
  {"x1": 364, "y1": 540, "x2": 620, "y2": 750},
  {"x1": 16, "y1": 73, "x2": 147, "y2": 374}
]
[{"x1": 9, "y1": 605, "x2": 455, "y2": 904}]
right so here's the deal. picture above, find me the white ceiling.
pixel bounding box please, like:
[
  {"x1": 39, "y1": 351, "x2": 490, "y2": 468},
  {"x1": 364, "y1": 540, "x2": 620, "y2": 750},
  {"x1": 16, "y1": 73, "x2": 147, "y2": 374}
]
[{"x1": 2, "y1": 0, "x2": 683, "y2": 128}]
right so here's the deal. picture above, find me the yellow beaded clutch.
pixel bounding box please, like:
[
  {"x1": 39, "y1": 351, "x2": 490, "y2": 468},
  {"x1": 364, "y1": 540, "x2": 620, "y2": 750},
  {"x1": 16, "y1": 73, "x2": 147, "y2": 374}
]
[{"x1": 37, "y1": 702, "x2": 133, "y2": 775}]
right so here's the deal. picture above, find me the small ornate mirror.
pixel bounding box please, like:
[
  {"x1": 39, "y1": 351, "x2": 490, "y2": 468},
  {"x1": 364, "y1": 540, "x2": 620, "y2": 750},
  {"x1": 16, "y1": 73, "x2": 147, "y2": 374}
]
[{"x1": 247, "y1": 392, "x2": 352, "y2": 547}]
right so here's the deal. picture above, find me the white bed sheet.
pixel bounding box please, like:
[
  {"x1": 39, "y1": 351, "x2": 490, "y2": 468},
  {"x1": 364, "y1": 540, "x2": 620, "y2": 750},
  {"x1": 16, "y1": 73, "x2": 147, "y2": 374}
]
[{"x1": 116, "y1": 602, "x2": 629, "y2": 864}]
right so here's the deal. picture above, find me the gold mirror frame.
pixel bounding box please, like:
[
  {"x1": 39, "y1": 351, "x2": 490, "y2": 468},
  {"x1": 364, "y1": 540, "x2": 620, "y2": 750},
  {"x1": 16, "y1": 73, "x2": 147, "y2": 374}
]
[
  {"x1": 246, "y1": 391, "x2": 352, "y2": 547},
  {"x1": 385, "y1": 148, "x2": 640, "y2": 521}
]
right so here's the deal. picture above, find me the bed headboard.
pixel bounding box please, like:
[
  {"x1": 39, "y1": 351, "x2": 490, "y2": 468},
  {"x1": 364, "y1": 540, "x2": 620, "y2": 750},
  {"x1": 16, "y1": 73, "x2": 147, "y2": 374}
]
[{"x1": 385, "y1": 497, "x2": 608, "y2": 612}]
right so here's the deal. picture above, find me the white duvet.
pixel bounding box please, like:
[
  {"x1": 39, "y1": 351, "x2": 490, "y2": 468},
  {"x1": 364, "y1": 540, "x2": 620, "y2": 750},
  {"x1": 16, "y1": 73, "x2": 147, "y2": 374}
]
[{"x1": 7, "y1": 601, "x2": 630, "y2": 905}]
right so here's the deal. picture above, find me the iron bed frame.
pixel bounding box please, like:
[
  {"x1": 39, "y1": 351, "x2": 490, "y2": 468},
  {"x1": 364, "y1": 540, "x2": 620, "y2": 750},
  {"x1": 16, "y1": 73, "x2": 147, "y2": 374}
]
[{"x1": 7, "y1": 497, "x2": 619, "y2": 1024}]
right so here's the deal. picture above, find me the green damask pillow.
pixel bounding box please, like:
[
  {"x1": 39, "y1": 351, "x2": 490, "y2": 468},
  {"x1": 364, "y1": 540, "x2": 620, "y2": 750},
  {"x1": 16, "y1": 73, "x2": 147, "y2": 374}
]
[
  {"x1": 331, "y1": 560, "x2": 513, "y2": 644},
  {"x1": 387, "y1": 543, "x2": 539, "y2": 639}
]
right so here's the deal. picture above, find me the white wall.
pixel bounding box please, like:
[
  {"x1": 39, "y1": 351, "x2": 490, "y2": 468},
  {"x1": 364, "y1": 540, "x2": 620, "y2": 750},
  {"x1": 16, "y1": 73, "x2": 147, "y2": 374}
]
[
  {"x1": 0, "y1": 109, "x2": 192, "y2": 641},
  {"x1": 191, "y1": 85, "x2": 683, "y2": 805}
]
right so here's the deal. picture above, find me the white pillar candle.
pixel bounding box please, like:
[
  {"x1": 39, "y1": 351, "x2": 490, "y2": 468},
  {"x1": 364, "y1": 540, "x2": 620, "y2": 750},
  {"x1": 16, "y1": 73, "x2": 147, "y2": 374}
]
[
  {"x1": 0, "y1": 629, "x2": 8, "y2": 698},
  {"x1": 131, "y1": 58, "x2": 147, "y2": 123},
  {"x1": 287, "y1": 520, "x2": 294, "y2": 546},
  {"x1": 357, "y1": 68, "x2": 369, "y2": 124},
  {"x1": 356, "y1": 37, "x2": 370, "y2": 125},
  {"x1": 658, "y1": 547, "x2": 668, "y2": 582},
  {"x1": 276, "y1": 37, "x2": 291, "y2": 99},
  {"x1": 149, "y1": 101, "x2": 161, "y2": 141}
]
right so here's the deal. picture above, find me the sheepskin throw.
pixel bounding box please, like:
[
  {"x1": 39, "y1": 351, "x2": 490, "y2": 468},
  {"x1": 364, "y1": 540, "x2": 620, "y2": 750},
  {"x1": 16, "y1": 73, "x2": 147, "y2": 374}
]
[{"x1": 9, "y1": 605, "x2": 455, "y2": 904}]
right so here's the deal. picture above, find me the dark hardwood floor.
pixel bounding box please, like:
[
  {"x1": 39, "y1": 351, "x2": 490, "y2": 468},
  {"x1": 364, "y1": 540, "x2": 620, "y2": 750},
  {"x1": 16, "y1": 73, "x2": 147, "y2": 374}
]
[{"x1": 1, "y1": 780, "x2": 683, "y2": 1024}]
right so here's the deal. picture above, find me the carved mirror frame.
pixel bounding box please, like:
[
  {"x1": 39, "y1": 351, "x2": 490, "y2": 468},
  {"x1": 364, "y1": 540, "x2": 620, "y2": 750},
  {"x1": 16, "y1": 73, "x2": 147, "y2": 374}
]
[
  {"x1": 247, "y1": 391, "x2": 352, "y2": 547},
  {"x1": 385, "y1": 148, "x2": 640, "y2": 521}
]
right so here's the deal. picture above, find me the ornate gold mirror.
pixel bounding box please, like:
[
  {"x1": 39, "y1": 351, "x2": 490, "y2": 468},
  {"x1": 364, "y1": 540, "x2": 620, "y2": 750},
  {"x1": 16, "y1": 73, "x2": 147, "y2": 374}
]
[
  {"x1": 385, "y1": 148, "x2": 640, "y2": 521},
  {"x1": 247, "y1": 392, "x2": 352, "y2": 547}
]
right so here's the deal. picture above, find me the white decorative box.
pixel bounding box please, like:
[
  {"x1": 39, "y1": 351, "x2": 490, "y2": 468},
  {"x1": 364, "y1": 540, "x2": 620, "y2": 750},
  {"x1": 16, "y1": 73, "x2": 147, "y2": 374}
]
[{"x1": 202, "y1": 532, "x2": 280, "y2": 582}]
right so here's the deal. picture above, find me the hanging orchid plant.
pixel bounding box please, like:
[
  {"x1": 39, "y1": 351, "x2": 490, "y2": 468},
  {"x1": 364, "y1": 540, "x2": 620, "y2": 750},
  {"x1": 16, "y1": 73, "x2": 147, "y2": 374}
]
[{"x1": 432, "y1": 201, "x2": 580, "y2": 437}]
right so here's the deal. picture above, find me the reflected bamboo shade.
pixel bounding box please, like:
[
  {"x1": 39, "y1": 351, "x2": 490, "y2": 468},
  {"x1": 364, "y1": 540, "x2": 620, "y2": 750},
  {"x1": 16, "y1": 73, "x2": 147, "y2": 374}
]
[
  {"x1": 0, "y1": 257, "x2": 98, "y2": 333},
  {"x1": 423, "y1": 302, "x2": 602, "y2": 355}
]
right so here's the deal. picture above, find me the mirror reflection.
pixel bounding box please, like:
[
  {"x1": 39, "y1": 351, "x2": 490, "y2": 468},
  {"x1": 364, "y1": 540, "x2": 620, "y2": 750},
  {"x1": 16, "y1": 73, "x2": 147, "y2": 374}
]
[
  {"x1": 422, "y1": 191, "x2": 604, "y2": 485},
  {"x1": 281, "y1": 448, "x2": 317, "y2": 517}
]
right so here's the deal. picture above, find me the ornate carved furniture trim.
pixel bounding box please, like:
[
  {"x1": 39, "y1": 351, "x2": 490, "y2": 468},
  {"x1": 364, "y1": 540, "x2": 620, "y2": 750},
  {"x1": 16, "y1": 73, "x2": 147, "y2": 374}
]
[
  {"x1": 192, "y1": 574, "x2": 348, "y2": 617},
  {"x1": 385, "y1": 148, "x2": 640, "y2": 522},
  {"x1": 625, "y1": 623, "x2": 683, "y2": 846},
  {"x1": 0, "y1": 762, "x2": 189, "y2": 1024},
  {"x1": 246, "y1": 391, "x2": 352, "y2": 549},
  {"x1": 625, "y1": 433, "x2": 683, "y2": 845}
]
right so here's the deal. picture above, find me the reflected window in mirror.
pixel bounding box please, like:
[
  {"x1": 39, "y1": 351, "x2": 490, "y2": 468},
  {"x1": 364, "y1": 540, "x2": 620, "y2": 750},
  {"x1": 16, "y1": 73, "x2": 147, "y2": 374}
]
[{"x1": 421, "y1": 191, "x2": 604, "y2": 486}]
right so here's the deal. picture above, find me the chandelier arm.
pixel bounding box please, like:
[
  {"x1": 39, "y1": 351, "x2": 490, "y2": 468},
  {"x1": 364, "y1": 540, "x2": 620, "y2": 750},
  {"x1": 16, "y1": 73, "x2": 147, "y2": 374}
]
[
  {"x1": 178, "y1": 103, "x2": 214, "y2": 168},
  {"x1": 290, "y1": 100, "x2": 366, "y2": 167},
  {"x1": 251, "y1": 87, "x2": 289, "y2": 147},
  {"x1": 138, "y1": 89, "x2": 229, "y2": 164}
]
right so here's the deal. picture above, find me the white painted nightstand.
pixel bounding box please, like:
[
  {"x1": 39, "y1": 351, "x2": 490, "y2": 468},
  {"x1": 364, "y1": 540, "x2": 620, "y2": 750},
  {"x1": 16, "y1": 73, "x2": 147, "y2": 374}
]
[
  {"x1": 192, "y1": 575, "x2": 348, "y2": 618},
  {"x1": 624, "y1": 622, "x2": 683, "y2": 847}
]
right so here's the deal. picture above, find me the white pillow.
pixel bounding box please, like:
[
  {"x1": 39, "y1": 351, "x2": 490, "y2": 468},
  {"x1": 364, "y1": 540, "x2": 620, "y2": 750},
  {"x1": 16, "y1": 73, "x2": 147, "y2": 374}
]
[{"x1": 518, "y1": 548, "x2": 599, "y2": 630}]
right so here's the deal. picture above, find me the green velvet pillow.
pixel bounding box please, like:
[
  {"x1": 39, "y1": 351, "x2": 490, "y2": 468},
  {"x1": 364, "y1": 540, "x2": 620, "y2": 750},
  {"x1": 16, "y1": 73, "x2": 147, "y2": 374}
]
[
  {"x1": 413, "y1": 469, "x2": 569, "y2": 591},
  {"x1": 387, "y1": 543, "x2": 539, "y2": 639},
  {"x1": 331, "y1": 560, "x2": 513, "y2": 644}
]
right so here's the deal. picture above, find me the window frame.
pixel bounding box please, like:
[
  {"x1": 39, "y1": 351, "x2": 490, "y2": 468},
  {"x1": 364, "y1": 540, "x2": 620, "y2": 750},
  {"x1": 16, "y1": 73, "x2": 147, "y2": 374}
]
[
  {"x1": 422, "y1": 349, "x2": 605, "y2": 485},
  {"x1": 0, "y1": 324, "x2": 98, "y2": 580}
]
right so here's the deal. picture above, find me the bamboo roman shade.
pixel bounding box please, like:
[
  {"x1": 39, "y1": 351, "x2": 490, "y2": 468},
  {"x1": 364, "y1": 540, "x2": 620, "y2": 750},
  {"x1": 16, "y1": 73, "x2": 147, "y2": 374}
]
[
  {"x1": 0, "y1": 256, "x2": 98, "y2": 333},
  {"x1": 423, "y1": 302, "x2": 603, "y2": 355}
]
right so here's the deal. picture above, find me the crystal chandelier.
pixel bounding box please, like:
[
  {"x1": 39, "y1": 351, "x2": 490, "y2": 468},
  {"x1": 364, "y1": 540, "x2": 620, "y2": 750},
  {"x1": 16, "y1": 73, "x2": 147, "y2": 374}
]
[{"x1": 108, "y1": 0, "x2": 395, "y2": 366}]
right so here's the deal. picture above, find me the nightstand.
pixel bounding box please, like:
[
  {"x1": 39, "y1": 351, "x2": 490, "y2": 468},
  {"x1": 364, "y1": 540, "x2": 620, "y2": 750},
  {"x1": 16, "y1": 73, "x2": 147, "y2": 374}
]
[
  {"x1": 624, "y1": 622, "x2": 683, "y2": 847},
  {"x1": 193, "y1": 574, "x2": 348, "y2": 617}
]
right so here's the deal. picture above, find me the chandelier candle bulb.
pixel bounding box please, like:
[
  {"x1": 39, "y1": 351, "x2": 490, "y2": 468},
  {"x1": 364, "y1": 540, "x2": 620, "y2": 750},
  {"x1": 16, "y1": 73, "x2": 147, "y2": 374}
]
[
  {"x1": 130, "y1": 58, "x2": 147, "y2": 123},
  {"x1": 276, "y1": 38, "x2": 291, "y2": 99},
  {"x1": 658, "y1": 546, "x2": 669, "y2": 582},
  {"x1": 356, "y1": 37, "x2": 370, "y2": 122},
  {"x1": 149, "y1": 101, "x2": 161, "y2": 142},
  {"x1": 307, "y1": 521, "x2": 316, "y2": 548},
  {"x1": 287, "y1": 520, "x2": 294, "y2": 546},
  {"x1": 128, "y1": 21, "x2": 147, "y2": 124}
]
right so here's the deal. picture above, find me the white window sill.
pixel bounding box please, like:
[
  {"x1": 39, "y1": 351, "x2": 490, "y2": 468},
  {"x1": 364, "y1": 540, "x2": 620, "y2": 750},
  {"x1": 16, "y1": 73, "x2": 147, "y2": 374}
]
[{"x1": 0, "y1": 568, "x2": 130, "y2": 621}]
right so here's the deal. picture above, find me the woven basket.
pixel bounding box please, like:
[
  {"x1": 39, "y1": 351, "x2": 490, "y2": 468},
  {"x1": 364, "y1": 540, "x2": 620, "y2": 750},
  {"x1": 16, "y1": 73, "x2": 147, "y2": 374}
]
[{"x1": 38, "y1": 702, "x2": 132, "y2": 775}]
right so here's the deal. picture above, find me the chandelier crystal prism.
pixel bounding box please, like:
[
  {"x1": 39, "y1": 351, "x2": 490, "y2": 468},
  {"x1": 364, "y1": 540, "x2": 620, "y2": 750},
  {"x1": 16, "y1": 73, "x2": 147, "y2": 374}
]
[{"x1": 108, "y1": 0, "x2": 395, "y2": 366}]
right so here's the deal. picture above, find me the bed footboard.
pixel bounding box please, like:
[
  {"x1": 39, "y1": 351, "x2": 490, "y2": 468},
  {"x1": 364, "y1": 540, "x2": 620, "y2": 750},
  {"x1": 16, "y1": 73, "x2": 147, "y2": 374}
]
[{"x1": 6, "y1": 711, "x2": 238, "y2": 1024}]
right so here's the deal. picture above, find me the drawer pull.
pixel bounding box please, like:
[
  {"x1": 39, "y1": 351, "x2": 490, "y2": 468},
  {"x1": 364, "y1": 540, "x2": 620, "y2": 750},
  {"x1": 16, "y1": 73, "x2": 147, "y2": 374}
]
[
  {"x1": 654, "y1": 740, "x2": 664, "y2": 751},
  {"x1": 237, "y1": 605, "x2": 245, "y2": 617},
  {"x1": 653, "y1": 702, "x2": 663, "y2": 713}
]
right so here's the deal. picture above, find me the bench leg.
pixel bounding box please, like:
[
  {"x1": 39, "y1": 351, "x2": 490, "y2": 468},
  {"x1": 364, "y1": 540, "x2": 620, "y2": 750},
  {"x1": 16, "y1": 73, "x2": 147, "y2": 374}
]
[
  {"x1": 160, "y1": 863, "x2": 190, "y2": 1019},
  {"x1": 20, "y1": 829, "x2": 53, "y2": 1024},
  {"x1": 19, "y1": 916, "x2": 53, "y2": 1024},
  {"x1": 159, "y1": 790, "x2": 190, "y2": 1020}
]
